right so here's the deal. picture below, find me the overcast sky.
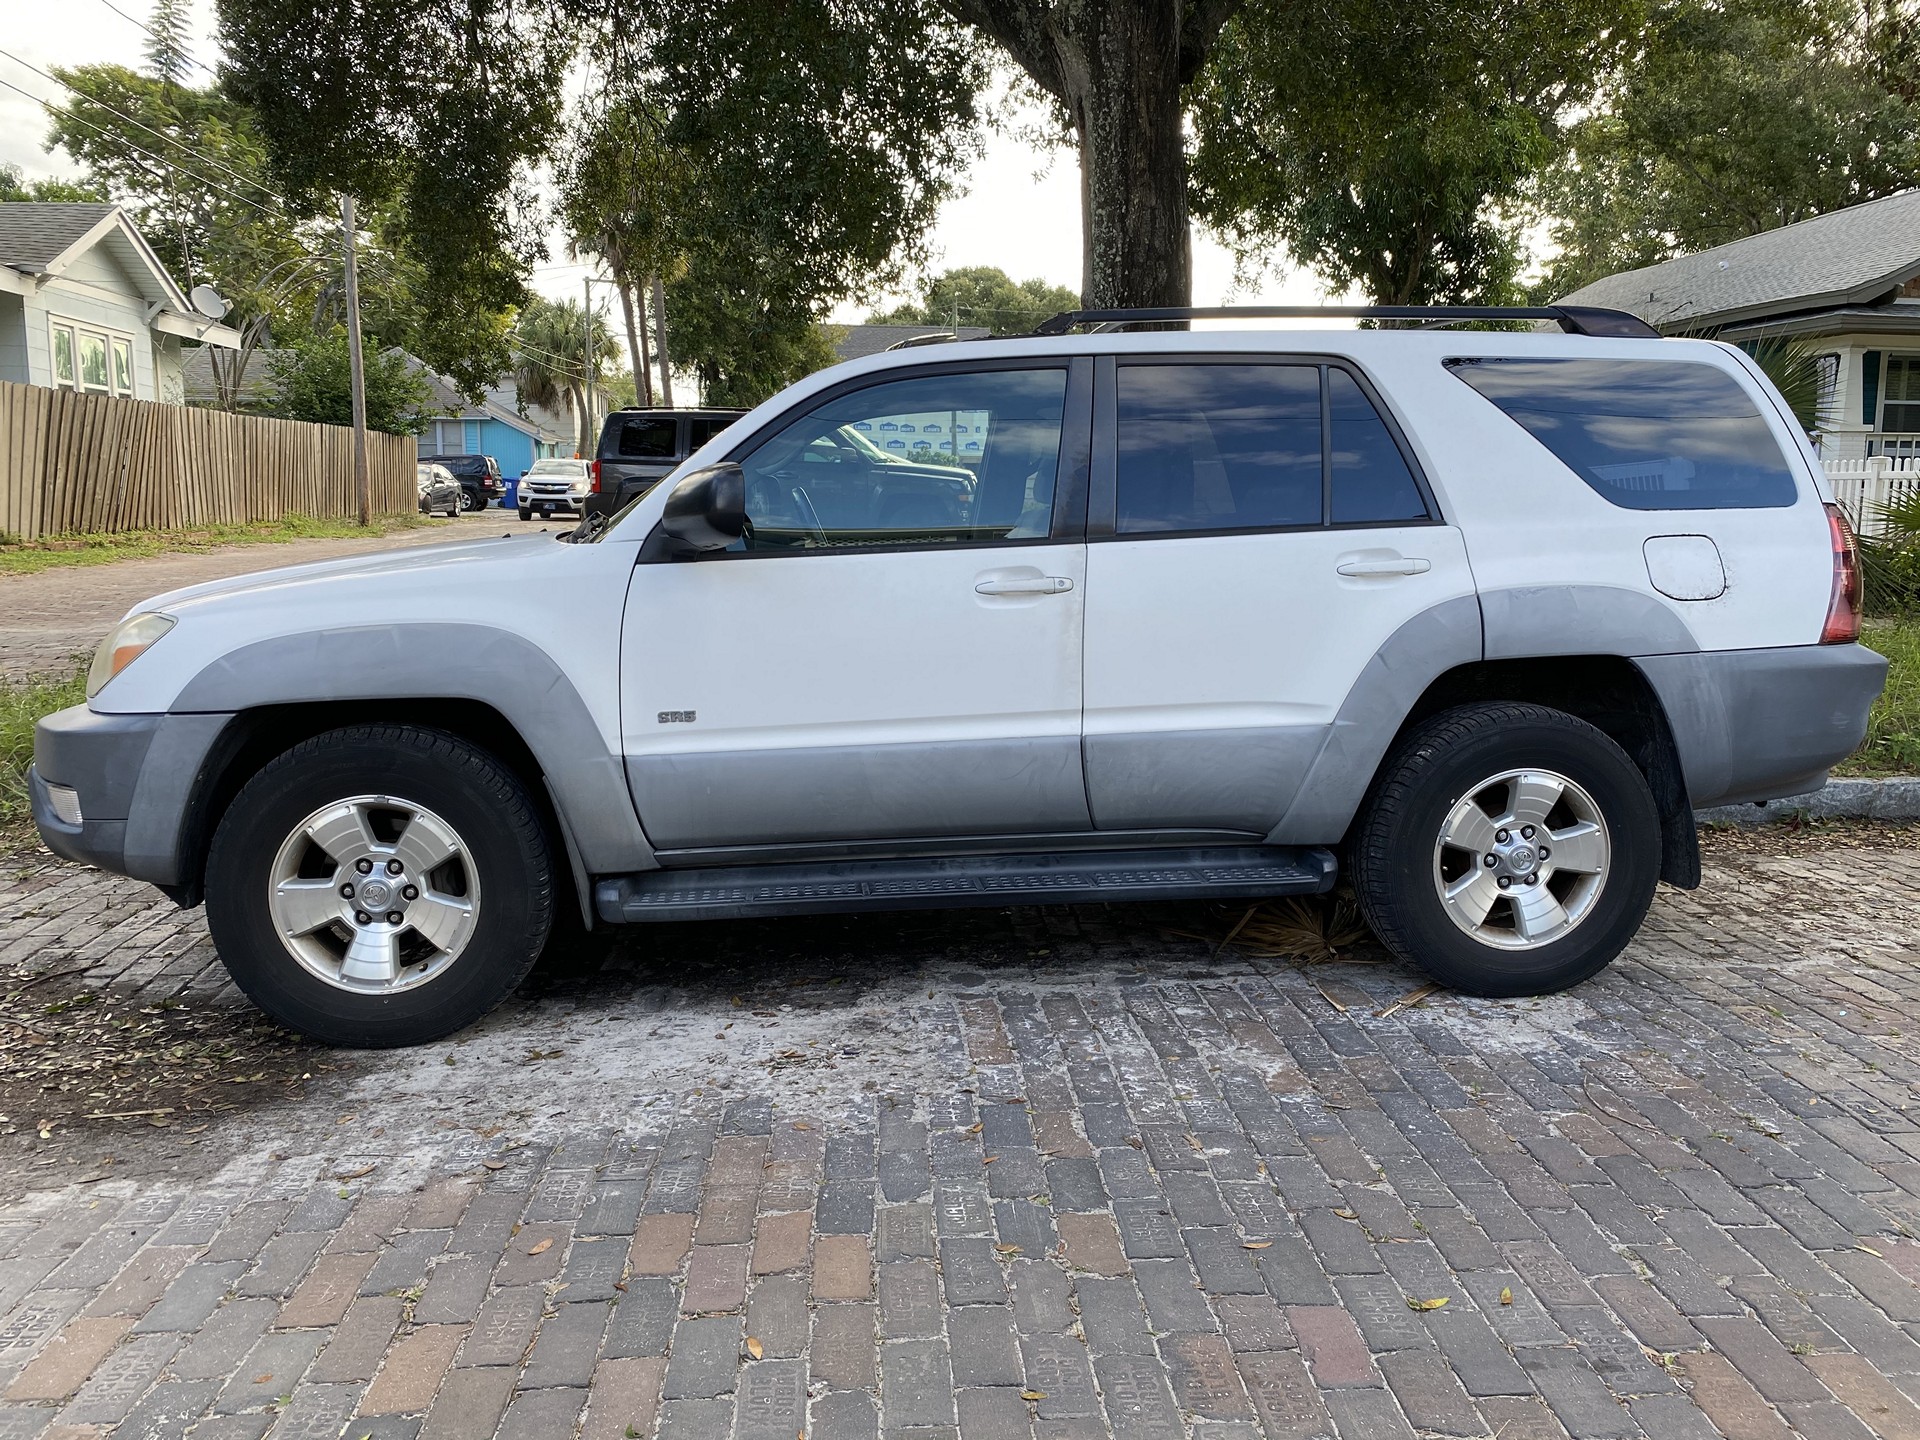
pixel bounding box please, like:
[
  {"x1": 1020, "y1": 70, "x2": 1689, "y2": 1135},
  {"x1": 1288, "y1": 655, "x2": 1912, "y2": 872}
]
[{"x1": 1, "y1": 0, "x2": 1344, "y2": 327}]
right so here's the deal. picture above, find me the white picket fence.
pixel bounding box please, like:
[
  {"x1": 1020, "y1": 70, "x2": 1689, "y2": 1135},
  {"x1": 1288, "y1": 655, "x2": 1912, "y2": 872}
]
[{"x1": 1824, "y1": 454, "x2": 1920, "y2": 535}]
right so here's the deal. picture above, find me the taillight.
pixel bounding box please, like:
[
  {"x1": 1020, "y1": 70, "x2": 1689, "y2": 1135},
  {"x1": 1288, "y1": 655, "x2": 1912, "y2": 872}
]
[
  {"x1": 1822, "y1": 502, "x2": 1861, "y2": 644},
  {"x1": 589, "y1": 459, "x2": 601, "y2": 493}
]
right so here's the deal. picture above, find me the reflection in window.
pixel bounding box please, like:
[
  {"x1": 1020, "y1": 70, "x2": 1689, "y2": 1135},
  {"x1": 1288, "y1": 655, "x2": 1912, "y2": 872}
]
[
  {"x1": 78, "y1": 333, "x2": 109, "y2": 393},
  {"x1": 1447, "y1": 357, "x2": 1798, "y2": 510},
  {"x1": 736, "y1": 369, "x2": 1067, "y2": 551},
  {"x1": 111, "y1": 337, "x2": 134, "y2": 398},
  {"x1": 1116, "y1": 364, "x2": 1322, "y2": 534},
  {"x1": 1330, "y1": 370, "x2": 1427, "y2": 524},
  {"x1": 51, "y1": 325, "x2": 75, "y2": 388}
]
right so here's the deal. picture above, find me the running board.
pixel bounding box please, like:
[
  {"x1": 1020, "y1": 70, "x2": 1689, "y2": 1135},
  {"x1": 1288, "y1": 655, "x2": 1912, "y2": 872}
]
[{"x1": 594, "y1": 845, "x2": 1337, "y2": 924}]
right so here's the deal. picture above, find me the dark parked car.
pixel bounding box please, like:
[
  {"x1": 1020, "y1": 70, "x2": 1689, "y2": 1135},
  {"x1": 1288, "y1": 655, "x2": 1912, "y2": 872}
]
[
  {"x1": 583, "y1": 409, "x2": 746, "y2": 523},
  {"x1": 415, "y1": 463, "x2": 461, "y2": 518},
  {"x1": 417, "y1": 454, "x2": 503, "y2": 512}
]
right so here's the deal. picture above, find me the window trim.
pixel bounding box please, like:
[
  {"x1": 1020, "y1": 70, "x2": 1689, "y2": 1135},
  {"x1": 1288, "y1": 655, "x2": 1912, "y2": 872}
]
[
  {"x1": 647, "y1": 357, "x2": 1094, "y2": 563},
  {"x1": 48, "y1": 317, "x2": 138, "y2": 398},
  {"x1": 1087, "y1": 352, "x2": 1443, "y2": 543}
]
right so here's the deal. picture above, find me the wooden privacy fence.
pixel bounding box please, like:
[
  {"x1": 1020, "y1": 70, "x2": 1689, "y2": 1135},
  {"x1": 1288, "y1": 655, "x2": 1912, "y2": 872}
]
[{"x1": 0, "y1": 379, "x2": 414, "y2": 540}]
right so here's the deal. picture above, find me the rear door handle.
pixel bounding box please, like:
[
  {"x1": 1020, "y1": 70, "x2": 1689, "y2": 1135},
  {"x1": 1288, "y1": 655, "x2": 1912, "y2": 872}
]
[
  {"x1": 1336, "y1": 557, "x2": 1431, "y2": 577},
  {"x1": 976, "y1": 576, "x2": 1075, "y2": 596}
]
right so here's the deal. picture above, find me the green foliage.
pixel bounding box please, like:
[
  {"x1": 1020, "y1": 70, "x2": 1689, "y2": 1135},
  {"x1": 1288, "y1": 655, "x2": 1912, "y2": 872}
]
[
  {"x1": 1836, "y1": 617, "x2": 1920, "y2": 774},
  {"x1": 0, "y1": 668, "x2": 87, "y2": 828},
  {"x1": 144, "y1": 0, "x2": 196, "y2": 91},
  {"x1": 1742, "y1": 336, "x2": 1836, "y2": 434},
  {"x1": 684, "y1": 320, "x2": 842, "y2": 410},
  {"x1": 1534, "y1": 0, "x2": 1920, "y2": 298},
  {"x1": 264, "y1": 328, "x2": 432, "y2": 434},
  {"x1": 0, "y1": 164, "x2": 102, "y2": 203},
  {"x1": 1192, "y1": 0, "x2": 1640, "y2": 305},
  {"x1": 513, "y1": 298, "x2": 619, "y2": 452},
  {"x1": 1859, "y1": 489, "x2": 1920, "y2": 618},
  {"x1": 0, "y1": 514, "x2": 424, "y2": 577},
  {"x1": 871, "y1": 266, "x2": 1081, "y2": 334},
  {"x1": 217, "y1": 0, "x2": 563, "y2": 394}
]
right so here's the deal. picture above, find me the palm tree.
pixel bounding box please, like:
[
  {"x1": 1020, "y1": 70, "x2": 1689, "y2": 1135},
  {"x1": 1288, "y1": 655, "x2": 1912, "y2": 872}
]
[{"x1": 513, "y1": 298, "x2": 618, "y2": 454}]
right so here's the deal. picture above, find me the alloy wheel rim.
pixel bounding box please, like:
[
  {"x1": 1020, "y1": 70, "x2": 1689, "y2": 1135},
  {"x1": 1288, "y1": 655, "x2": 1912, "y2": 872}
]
[
  {"x1": 267, "y1": 794, "x2": 480, "y2": 994},
  {"x1": 1431, "y1": 768, "x2": 1609, "y2": 951}
]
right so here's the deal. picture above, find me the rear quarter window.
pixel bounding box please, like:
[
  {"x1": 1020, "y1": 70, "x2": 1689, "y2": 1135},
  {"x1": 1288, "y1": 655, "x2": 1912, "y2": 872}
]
[{"x1": 1445, "y1": 357, "x2": 1799, "y2": 510}]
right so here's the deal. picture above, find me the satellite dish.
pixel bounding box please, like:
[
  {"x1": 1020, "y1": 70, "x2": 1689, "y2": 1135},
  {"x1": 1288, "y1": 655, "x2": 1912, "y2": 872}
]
[{"x1": 188, "y1": 284, "x2": 229, "y2": 320}]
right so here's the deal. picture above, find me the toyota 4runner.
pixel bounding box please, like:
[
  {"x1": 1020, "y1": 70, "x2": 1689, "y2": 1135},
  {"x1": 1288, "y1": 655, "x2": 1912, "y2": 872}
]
[{"x1": 31, "y1": 306, "x2": 1887, "y2": 1047}]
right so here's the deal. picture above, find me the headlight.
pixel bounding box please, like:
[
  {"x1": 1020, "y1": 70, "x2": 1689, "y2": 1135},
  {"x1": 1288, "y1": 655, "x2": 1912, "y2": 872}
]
[{"x1": 87, "y1": 612, "x2": 175, "y2": 698}]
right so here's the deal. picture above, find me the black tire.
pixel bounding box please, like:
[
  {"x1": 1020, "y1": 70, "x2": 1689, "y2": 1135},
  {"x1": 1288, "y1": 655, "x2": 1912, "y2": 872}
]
[
  {"x1": 205, "y1": 725, "x2": 555, "y2": 1047},
  {"x1": 1350, "y1": 702, "x2": 1660, "y2": 997},
  {"x1": 517, "y1": 508, "x2": 532, "y2": 521},
  {"x1": 459, "y1": 489, "x2": 479, "y2": 512}
]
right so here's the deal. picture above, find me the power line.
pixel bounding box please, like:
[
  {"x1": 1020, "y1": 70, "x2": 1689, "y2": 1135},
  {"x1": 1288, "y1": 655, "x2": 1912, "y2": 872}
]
[
  {"x1": 88, "y1": 0, "x2": 221, "y2": 80},
  {"x1": 0, "y1": 46, "x2": 285, "y2": 209},
  {"x1": 0, "y1": 73, "x2": 285, "y2": 221}
]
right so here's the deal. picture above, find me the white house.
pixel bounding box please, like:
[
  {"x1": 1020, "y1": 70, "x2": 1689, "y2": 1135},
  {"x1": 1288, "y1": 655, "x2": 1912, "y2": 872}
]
[
  {"x1": 0, "y1": 202, "x2": 240, "y2": 404},
  {"x1": 1558, "y1": 190, "x2": 1920, "y2": 467}
]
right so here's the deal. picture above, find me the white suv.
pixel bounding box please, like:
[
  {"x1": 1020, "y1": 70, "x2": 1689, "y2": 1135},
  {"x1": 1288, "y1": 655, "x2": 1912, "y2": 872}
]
[{"x1": 32, "y1": 306, "x2": 1886, "y2": 1046}]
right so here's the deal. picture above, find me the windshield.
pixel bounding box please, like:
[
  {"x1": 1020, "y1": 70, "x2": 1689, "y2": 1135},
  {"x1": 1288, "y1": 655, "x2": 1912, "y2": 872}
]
[{"x1": 527, "y1": 459, "x2": 587, "y2": 476}]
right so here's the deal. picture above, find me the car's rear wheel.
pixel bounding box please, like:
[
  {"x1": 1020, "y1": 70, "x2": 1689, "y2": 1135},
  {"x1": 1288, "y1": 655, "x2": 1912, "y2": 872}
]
[
  {"x1": 205, "y1": 725, "x2": 554, "y2": 1047},
  {"x1": 459, "y1": 489, "x2": 480, "y2": 512},
  {"x1": 1350, "y1": 702, "x2": 1660, "y2": 997}
]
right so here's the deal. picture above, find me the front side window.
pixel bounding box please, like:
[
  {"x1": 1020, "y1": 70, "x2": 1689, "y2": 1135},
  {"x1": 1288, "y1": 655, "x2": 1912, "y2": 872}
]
[
  {"x1": 735, "y1": 368, "x2": 1068, "y2": 551},
  {"x1": 1447, "y1": 357, "x2": 1799, "y2": 510},
  {"x1": 615, "y1": 417, "x2": 678, "y2": 459}
]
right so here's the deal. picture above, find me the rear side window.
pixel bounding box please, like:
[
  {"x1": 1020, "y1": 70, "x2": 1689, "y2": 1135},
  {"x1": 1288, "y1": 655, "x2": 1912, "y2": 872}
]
[
  {"x1": 1113, "y1": 362, "x2": 1433, "y2": 535},
  {"x1": 686, "y1": 414, "x2": 733, "y2": 451},
  {"x1": 1445, "y1": 357, "x2": 1799, "y2": 510},
  {"x1": 612, "y1": 417, "x2": 678, "y2": 459}
]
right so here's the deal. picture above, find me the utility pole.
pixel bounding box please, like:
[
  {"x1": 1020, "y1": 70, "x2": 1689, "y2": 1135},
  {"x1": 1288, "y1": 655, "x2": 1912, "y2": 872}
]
[
  {"x1": 651, "y1": 275, "x2": 674, "y2": 407},
  {"x1": 340, "y1": 194, "x2": 371, "y2": 526},
  {"x1": 583, "y1": 277, "x2": 596, "y2": 455}
]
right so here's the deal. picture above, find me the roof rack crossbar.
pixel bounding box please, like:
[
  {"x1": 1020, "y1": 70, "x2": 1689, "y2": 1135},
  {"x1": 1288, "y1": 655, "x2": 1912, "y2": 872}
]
[{"x1": 1030, "y1": 304, "x2": 1660, "y2": 339}]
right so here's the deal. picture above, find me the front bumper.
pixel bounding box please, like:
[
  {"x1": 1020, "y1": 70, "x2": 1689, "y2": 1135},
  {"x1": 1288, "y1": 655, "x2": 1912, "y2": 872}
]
[
  {"x1": 32, "y1": 704, "x2": 231, "y2": 885},
  {"x1": 1636, "y1": 643, "x2": 1889, "y2": 808}
]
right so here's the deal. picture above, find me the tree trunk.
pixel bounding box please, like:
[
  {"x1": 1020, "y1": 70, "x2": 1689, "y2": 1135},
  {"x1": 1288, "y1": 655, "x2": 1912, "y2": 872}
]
[
  {"x1": 651, "y1": 276, "x2": 675, "y2": 407},
  {"x1": 618, "y1": 278, "x2": 652, "y2": 408},
  {"x1": 569, "y1": 381, "x2": 591, "y2": 455},
  {"x1": 942, "y1": 0, "x2": 1241, "y2": 309},
  {"x1": 1067, "y1": 5, "x2": 1190, "y2": 307},
  {"x1": 634, "y1": 285, "x2": 655, "y2": 408}
]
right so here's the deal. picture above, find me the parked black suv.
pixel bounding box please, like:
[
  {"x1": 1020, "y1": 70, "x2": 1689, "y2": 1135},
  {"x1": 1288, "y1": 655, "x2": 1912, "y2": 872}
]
[
  {"x1": 417, "y1": 454, "x2": 504, "y2": 512},
  {"x1": 583, "y1": 408, "x2": 746, "y2": 523}
]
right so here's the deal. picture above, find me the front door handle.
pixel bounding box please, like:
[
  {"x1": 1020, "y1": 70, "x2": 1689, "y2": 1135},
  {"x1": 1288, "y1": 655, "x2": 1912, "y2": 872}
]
[
  {"x1": 976, "y1": 576, "x2": 1075, "y2": 596},
  {"x1": 1336, "y1": 557, "x2": 1431, "y2": 577}
]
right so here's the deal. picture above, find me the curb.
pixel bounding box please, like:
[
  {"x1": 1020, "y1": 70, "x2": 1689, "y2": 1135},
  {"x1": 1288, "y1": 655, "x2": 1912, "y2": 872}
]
[{"x1": 1697, "y1": 776, "x2": 1920, "y2": 827}]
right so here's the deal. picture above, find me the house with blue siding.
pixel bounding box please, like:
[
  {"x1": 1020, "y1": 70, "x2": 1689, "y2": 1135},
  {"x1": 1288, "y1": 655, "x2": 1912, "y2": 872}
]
[
  {"x1": 0, "y1": 203, "x2": 240, "y2": 402},
  {"x1": 415, "y1": 370, "x2": 574, "y2": 479}
]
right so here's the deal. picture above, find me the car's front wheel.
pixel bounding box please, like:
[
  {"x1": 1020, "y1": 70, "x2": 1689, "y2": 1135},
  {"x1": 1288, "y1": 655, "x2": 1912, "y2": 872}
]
[
  {"x1": 1350, "y1": 702, "x2": 1660, "y2": 997},
  {"x1": 205, "y1": 725, "x2": 555, "y2": 1046}
]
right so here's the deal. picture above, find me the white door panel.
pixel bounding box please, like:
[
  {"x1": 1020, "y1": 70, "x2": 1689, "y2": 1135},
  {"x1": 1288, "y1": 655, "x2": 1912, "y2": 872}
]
[
  {"x1": 1082, "y1": 526, "x2": 1476, "y2": 831},
  {"x1": 622, "y1": 545, "x2": 1090, "y2": 848}
]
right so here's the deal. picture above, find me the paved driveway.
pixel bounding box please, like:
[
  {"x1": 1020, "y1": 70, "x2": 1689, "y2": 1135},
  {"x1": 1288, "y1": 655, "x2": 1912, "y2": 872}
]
[
  {"x1": 0, "y1": 511, "x2": 571, "y2": 680},
  {"x1": 0, "y1": 826, "x2": 1917, "y2": 1438}
]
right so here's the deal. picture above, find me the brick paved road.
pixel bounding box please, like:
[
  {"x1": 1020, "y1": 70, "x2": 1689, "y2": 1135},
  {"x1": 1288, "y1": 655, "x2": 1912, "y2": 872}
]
[
  {"x1": 0, "y1": 510, "x2": 569, "y2": 680},
  {"x1": 1, "y1": 830, "x2": 1919, "y2": 1438}
]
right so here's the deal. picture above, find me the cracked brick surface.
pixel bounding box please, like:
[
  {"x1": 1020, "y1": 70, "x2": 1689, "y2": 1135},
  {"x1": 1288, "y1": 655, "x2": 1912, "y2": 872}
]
[{"x1": 0, "y1": 829, "x2": 1917, "y2": 1437}]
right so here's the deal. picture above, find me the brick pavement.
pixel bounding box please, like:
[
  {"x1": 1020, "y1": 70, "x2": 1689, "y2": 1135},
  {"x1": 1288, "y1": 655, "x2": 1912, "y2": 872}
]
[{"x1": 0, "y1": 832, "x2": 1919, "y2": 1437}]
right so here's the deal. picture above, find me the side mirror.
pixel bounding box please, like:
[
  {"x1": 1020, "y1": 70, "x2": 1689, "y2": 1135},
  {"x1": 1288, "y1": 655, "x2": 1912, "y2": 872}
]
[{"x1": 659, "y1": 463, "x2": 746, "y2": 551}]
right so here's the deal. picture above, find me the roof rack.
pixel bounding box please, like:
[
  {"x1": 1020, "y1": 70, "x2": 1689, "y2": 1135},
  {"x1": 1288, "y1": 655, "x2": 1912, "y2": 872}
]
[{"x1": 1029, "y1": 304, "x2": 1660, "y2": 339}]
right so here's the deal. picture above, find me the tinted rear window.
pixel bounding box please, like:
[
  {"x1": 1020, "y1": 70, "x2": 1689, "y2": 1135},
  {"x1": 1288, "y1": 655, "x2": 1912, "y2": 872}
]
[
  {"x1": 611, "y1": 418, "x2": 678, "y2": 459},
  {"x1": 1445, "y1": 357, "x2": 1798, "y2": 510},
  {"x1": 686, "y1": 414, "x2": 734, "y2": 450}
]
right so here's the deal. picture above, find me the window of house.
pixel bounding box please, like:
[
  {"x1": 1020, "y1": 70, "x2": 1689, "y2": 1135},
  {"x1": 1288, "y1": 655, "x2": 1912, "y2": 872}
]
[
  {"x1": 48, "y1": 319, "x2": 136, "y2": 397},
  {"x1": 1884, "y1": 355, "x2": 1920, "y2": 434}
]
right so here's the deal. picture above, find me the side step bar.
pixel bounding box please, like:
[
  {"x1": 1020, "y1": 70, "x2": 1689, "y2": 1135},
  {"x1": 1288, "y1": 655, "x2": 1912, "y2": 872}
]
[{"x1": 595, "y1": 846, "x2": 1337, "y2": 924}]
